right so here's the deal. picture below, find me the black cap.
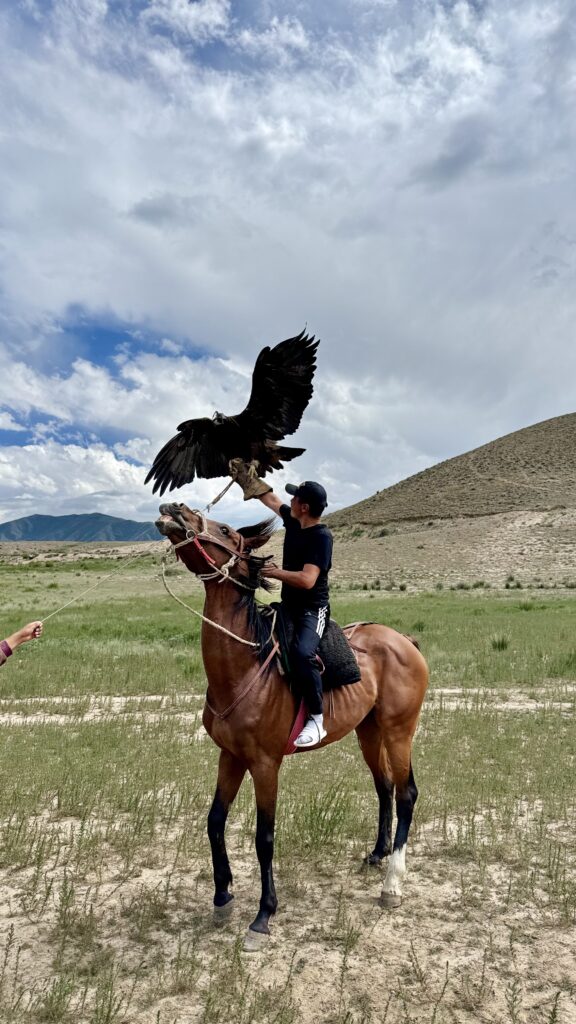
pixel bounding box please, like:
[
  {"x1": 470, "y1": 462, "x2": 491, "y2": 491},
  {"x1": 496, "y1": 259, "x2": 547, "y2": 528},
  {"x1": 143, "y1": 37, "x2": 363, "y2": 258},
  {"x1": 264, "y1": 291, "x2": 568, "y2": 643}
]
[{"x1": 285, "y1": 480, "x2": 328, "y2": 510}]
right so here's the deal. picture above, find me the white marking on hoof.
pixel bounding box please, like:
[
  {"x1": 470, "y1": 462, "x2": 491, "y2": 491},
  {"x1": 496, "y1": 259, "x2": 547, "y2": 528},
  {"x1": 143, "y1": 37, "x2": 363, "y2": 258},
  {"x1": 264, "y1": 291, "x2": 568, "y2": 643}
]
[
  {"x1": 382, "y1": 845, "x2": 406, "y2": 900},
  {"x1": 213, "y1": 898, "x2": 234, "y2": 926},
  {"x1": 243, "y1": 928, "x2": 270, "y2": 953}
]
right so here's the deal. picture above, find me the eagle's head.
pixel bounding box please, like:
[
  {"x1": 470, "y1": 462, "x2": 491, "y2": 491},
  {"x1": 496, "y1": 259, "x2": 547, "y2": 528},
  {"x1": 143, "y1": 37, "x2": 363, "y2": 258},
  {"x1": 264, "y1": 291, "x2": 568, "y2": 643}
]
[{"x1": 212, "y1": 411, "x2": 227, "y2": 424}]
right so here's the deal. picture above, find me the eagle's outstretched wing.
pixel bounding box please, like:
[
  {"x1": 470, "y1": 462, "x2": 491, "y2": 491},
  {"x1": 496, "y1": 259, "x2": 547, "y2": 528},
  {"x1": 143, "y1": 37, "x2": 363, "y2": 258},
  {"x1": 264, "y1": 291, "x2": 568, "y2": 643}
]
[
  {"x1": 145, "y1": 330, "x2": 319, "y2": 495},
  {"x1": 144, "y1": 418, "x2": 231, "y2": 495},
  {"x1": 234, "y1": 329, "x2": 319, "y2": 440}
]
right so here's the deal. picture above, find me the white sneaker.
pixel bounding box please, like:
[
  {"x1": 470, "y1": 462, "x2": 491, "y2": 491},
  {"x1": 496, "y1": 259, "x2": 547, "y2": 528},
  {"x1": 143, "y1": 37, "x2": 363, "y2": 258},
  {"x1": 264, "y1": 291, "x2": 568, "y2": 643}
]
[{"x1": 294, "y1": 717, "x2": 327, "y2": 748}]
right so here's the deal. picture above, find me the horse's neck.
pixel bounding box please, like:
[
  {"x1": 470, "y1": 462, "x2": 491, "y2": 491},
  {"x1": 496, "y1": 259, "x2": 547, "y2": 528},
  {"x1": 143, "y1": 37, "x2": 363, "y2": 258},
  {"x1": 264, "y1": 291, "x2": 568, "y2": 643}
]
[{"x1": 200, "y1": 582, "x2": 256, "y2": 688}]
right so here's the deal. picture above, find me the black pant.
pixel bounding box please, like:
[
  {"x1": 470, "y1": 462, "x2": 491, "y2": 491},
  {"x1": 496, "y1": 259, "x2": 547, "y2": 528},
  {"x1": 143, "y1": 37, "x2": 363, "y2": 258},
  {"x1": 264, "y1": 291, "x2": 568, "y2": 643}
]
[{"x1": 289, "y1": 605, "x2": 329, "y2": 716}]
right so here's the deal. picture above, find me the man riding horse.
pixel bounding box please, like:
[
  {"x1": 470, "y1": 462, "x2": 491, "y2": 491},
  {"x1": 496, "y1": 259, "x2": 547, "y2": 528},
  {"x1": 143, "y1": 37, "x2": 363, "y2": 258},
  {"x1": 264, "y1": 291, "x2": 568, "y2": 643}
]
[
  {"x1": 230, "y1": 460, "x2": 333, "y2": 748},
  {"x1": 150, "y1": 334, "x2": 428, "y2": 947}
]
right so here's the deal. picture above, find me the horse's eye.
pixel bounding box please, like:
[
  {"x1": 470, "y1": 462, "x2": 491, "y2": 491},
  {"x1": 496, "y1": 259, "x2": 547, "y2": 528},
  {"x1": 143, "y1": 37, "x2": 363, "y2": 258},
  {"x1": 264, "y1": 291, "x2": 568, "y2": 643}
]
[{"x1": 220, "y1": 526, "x2": 229, "y2": 536}]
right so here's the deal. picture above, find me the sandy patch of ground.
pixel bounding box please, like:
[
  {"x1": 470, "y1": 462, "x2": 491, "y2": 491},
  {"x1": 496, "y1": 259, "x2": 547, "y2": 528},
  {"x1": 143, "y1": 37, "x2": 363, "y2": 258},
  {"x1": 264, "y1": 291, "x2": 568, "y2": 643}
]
[
  {"x1": 0, "y1": 692, "x2": 203, "y2": 724},
  {"x1": 428, "y1": 683, "x2": 576, "y2": 714},
  {"x1": 0, "y1": 814, "x2": 574, "y2": 1024},
  {"x1": 0, "y1": 686, "x2": 574, "y2": 726}
]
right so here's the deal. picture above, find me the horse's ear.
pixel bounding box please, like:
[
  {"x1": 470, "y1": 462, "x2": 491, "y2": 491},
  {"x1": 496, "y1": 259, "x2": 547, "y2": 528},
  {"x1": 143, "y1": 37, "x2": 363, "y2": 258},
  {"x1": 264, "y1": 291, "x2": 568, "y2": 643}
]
[{"x1": 238, "y1": 518, "x2": 276, "y2": 550}]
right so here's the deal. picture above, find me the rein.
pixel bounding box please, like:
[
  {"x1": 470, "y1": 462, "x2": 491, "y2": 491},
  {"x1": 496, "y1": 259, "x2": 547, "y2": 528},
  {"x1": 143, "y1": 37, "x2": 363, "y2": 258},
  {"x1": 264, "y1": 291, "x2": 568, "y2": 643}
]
[{"x1": 204, "y1": 638, "x2": 280, "y2": 720}]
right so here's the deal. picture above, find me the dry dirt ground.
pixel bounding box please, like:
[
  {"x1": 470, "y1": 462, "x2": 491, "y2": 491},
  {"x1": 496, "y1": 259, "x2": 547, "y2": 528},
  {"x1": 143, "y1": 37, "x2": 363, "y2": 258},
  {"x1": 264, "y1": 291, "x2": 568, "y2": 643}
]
[
  {"x1": 0, "y1": 695, "x2": 574, "y2": 1024},
  {"x1": 2, "y1": 823, "x2": 574, "y2": 1024},
  {"x1": 331, "y1": 507, "x2": 576, "y2": 590}
]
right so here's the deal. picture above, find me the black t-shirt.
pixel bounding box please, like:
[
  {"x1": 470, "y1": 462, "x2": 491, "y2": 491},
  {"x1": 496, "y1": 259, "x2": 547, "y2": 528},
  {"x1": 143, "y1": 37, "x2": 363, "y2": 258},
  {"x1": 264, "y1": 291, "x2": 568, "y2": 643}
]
[{"x1": 279, "y1": 504, "x2": 333, "y2": 610}]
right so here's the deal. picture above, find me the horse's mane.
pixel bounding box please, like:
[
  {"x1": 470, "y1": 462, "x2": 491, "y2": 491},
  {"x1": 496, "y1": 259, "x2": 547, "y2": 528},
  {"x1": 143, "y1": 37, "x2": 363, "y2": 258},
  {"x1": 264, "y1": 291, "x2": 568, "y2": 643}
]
[{"x1": 234, "y1": 518, "x2": 279, "y2": 663}]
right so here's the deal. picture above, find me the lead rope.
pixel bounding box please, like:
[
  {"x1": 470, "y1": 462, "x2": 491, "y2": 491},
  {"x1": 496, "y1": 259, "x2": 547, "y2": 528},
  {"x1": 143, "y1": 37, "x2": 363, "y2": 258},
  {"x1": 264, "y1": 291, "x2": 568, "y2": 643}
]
[
  {"x1": 162, "y1": 552, "x2": 263, "y2": 649},
  {"x1": 39, "y1": 526, "x2": 164, "y2": 624}
]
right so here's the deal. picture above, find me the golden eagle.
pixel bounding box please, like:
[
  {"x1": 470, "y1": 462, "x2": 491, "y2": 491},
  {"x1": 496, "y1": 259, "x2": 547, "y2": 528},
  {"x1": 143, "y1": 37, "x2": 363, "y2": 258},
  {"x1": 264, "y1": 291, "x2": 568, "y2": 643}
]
[{"x1": 145, "y1": 330, "x2": 319, "y2": 496}]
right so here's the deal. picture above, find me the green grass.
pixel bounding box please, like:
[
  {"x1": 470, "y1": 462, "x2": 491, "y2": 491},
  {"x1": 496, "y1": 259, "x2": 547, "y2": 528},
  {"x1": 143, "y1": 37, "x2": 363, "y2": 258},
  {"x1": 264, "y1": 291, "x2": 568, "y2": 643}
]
[
  {"x1": 4, "y1": 572, "x2": 576, "y2": 696},
  {"x1": 0, "y1": 559, "x2": 575, "y2": 1022}
]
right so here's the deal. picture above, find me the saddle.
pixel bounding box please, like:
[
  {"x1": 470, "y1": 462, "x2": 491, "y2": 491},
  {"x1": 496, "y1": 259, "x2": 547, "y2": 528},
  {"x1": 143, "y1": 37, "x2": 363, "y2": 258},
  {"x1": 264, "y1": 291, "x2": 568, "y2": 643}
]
[{"x1": 271, "y1": 603, "x2": 364, "y2": 691}]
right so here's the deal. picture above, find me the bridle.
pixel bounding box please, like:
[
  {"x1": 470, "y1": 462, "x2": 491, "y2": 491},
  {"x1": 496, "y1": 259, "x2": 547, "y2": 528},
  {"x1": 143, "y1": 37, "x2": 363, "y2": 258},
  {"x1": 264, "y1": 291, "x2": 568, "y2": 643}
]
[
  {"x1": 167, "y1": 506, "x2": 260, "y2": 589},
  {"x1": 161, "y1": 504, "x2": 280, "y2": 719},
  {"x1": 161, "y1": 504, "x2": 277, "y2": 650}
]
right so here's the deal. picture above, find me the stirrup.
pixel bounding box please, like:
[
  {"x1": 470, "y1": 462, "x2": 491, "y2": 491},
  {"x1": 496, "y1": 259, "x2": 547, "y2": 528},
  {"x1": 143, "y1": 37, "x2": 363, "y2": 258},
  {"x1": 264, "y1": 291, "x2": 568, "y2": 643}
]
[{"x1": 294, "y1": 717, "x2": 327, "y2": 748}]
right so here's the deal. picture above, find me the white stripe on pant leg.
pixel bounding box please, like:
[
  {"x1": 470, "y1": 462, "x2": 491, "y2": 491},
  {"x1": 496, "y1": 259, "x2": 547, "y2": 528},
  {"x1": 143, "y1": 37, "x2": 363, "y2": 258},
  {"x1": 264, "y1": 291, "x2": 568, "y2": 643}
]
[{"x1": 316, "y1": 606, "x2": 327, "y2": 637}]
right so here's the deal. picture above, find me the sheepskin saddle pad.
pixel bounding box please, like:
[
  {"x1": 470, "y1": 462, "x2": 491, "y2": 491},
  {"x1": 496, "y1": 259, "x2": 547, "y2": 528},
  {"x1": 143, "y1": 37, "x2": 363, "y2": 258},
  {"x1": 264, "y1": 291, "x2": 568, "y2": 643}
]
[{"x1": 271, "y1": 602, "x2": 362, "y2": 691}]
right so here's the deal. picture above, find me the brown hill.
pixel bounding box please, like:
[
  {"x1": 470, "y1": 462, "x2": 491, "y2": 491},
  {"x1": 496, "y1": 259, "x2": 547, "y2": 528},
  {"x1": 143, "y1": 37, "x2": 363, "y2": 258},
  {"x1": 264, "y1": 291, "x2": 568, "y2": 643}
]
[
  {"x1": 317, "y1": 413, "x2": 576, "y2": 590},
  {"x1": 326, "y1": 413, "x2": 576, "y2": 528}
]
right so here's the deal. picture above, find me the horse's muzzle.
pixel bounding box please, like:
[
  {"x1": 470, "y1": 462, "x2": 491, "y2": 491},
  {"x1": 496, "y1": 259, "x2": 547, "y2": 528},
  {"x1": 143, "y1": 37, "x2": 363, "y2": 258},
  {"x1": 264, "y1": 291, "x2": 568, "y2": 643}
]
[{"x1": 155, "y1": 503, "x2": 187, "y2": 538}]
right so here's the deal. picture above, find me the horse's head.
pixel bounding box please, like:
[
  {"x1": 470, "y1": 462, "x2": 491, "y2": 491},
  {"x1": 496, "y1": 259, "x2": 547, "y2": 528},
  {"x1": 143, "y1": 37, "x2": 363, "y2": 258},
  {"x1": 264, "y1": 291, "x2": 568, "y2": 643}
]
[{"x1": 156, "y1": 502, "x2": 275, "y2": 588}]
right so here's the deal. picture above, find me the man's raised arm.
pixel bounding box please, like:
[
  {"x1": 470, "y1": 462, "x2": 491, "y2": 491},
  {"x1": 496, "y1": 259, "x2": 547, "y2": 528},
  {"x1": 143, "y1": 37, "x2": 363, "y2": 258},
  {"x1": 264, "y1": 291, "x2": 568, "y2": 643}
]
[{"x1": 229, "y1": 459, "x2": 284, "y2": 515}]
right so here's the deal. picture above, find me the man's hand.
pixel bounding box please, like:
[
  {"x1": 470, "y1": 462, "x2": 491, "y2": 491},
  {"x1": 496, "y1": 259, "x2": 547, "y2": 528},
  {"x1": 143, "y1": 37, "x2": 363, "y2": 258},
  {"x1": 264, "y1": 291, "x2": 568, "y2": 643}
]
[
  {"x1": 261, "y1": 563, "x2": 283, "y2": 581},
  {"x1": 229, "y1": 458, "x2": 272, "y2": 501},
  {"x1": 261, "y1": 563, "x2": 320, "y2": 590},
  {"x1": 5, "y1": 621, "x2": 43, "y2": 651}
]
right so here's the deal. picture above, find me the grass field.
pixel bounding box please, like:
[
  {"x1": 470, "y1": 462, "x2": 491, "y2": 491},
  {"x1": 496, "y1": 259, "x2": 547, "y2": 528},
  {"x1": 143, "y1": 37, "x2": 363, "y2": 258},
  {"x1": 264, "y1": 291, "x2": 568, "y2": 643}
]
[{"x1": 0, "y1": 551, "x2": 574, "y2": 1023}]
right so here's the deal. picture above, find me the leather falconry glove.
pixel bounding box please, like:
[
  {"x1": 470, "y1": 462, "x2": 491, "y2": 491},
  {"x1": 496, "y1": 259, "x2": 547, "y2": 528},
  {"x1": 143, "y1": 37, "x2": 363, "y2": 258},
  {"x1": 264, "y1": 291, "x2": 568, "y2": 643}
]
[{"x1": 229, "y1": 458, "x2": 272, "y2": 501}]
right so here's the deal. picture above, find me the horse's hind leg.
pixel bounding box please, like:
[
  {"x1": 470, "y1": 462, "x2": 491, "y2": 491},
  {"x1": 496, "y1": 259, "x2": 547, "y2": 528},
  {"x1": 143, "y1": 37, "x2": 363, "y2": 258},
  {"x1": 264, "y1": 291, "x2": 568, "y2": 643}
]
[
  {"x1": 380, "y1": 731, "x2": 418, "y2": 907},
  {"x1": 208, "y1": 750, "x2": 246, "y2": 920},
  {"x1": 356, "y1": 715, "x2": 394, "y2": 866}
]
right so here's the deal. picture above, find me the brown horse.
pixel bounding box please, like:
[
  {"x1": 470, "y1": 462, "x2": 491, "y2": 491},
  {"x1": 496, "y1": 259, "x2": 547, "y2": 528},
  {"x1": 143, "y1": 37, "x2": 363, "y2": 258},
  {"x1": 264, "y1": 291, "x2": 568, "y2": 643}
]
[{"x1": 156, "y1": 501, "x2": 429, "y2": 951}]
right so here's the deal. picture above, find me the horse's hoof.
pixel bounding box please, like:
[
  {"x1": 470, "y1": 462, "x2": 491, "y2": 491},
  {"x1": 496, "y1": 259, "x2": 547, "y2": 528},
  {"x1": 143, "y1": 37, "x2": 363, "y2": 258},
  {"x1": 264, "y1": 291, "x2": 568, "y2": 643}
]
[
  {"x1": 380, "y1": 891, "x2": 402, "y2": 909},
  {"x1": 243, "y1": 927, "x2": 270, "y2": 953},
  {"x1": 213, "y1": 898, "x2": 234, "y2": 926},
  {"x1": 362, "y1": 854, "x2": 382, "y2": 869}
]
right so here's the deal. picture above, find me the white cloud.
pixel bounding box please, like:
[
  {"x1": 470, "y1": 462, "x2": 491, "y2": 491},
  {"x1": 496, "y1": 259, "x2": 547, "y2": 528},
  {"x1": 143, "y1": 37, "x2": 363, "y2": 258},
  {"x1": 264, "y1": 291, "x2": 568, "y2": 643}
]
[
  {"x1": 1, "y1": 1, "x2": 576, "y2": 523},
  {"x1": 141, "y1": 0, "x2": 231, "y2": 42},
  {"x1": 236, "y1": 17, "x2": 309, "y2": 61},
  {"x1": 0, "y1": 412, "x2": 25, "y2": 431}
]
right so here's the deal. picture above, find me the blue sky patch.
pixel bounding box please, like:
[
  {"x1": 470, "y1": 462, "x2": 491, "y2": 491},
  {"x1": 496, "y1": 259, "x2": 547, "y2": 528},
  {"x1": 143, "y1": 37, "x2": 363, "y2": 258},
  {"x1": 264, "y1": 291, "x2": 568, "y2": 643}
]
[{"x1": 41, "y1": 307, "x2": 216, "y2": 377}]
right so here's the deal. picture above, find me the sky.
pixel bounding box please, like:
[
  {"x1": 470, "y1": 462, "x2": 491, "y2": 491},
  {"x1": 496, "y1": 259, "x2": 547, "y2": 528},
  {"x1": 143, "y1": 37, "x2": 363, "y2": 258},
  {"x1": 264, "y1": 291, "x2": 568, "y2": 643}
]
[{"x1": 1, "y1": 0, "x2": 576, "y2": 527}]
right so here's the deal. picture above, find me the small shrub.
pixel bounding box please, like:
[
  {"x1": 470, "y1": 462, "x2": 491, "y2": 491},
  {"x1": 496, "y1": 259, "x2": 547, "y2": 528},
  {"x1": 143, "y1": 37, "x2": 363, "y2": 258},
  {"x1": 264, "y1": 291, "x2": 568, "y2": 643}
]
[{"x1": 491, "y1": 635, "x2": 509, "y2": 651}]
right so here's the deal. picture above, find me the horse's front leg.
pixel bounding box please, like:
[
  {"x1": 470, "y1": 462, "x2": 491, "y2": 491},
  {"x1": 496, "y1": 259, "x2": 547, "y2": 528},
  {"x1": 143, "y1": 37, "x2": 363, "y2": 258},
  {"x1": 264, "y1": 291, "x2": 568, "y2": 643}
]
[
  {"x1": 244, "y1": 758, "x2": 279, "y2": 952},
  {"x1": 207, "y1": 750, "x2": 246, "y2": 922}
]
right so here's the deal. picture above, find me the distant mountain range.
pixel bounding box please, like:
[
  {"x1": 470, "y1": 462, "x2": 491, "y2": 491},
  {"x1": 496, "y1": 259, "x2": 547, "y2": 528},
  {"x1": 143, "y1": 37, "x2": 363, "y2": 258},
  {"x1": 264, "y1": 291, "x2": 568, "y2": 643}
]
[{"x1": 0, "y1": 513, "x2": 158, "y2": 542}]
